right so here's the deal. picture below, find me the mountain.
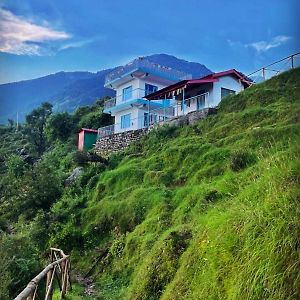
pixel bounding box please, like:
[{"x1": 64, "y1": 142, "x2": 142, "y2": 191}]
[{"x1": 0, "y1": 54, "x2": 212, "y2": 123}]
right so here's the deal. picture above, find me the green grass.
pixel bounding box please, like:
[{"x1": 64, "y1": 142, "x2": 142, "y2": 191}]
[
  {"x1": 53, "y1": 283, "x2": 90, "y2": 300},
  {"x1": 51, "y1": 69, "x2": 300, "y2": 299}
]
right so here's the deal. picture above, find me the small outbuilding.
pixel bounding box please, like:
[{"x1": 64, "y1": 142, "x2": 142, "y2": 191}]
[{"x1": 78, "y1": 128, "x2": 98, "y2": 151}]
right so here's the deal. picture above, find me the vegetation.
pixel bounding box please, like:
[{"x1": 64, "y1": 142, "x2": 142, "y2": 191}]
[{"x1": 0, "y1": 69, "x2": 299, "y2": 299}]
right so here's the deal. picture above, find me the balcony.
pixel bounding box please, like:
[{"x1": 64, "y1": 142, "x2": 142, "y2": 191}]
[
  {"x1": 105, "y1": 57, "x2": 191, "y2": 86},
  {"x1": 103, "y1": 88, "x2": 167, "y2": 113}
]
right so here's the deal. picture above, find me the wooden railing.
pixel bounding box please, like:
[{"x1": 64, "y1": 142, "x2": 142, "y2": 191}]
[{"x1": 14, "y1": 248, "x2": 72, "y2": 300}]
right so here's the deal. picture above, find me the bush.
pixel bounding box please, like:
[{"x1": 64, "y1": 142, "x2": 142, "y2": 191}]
[{"x1": 230, "y1": 150, "x2": 257, "y2": 171}]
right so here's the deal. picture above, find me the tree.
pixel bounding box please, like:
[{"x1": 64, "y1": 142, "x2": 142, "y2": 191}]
[
  {"x1": 25, "y1": 102, "x2": 53, "y2": 155},
  {"x1": 45, "y1": 112, "x2": 74, "y2": 142}
]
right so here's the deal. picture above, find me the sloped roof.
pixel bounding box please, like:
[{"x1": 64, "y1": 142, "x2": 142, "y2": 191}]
[
  {"x1": 145, "y1": 69, "x2": 251, "y2": 100},
  {"x1": 79, "y1": 128, "x2": 98, "y2": 133}
]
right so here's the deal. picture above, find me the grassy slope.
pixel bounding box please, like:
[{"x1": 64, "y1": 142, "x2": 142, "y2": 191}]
[{"x1": 63, "y1": 69, "x2": 300, "y2": 299}]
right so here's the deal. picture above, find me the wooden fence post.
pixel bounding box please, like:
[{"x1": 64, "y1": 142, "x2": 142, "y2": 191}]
[{"x1": 15, "y1": 249, "x2": 70, "y2": 300}]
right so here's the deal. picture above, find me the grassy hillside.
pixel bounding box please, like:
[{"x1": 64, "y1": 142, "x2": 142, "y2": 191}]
[
  {"x1": 0, "y1": 69, "x2": 299, "y2": 299},
  {"x1": 49, "y1": 68, "x2": 300, "y2": 299}
]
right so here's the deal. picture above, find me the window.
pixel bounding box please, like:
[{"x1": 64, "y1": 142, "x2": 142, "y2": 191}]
[
  {"x1": 145, "y1": 83, "x2": 158, "y2": 96},
  {"x1": 197, "y1": 94, "x2": 206, "y2": 110},
  {"x1": 144, "y1": 113, "x2": 149, "y2": 127},
  {"x1": 122, "y1": 86, "x2": 132, "y2": 101},
  {"x1": 221, "y1": 88, "x2": 236, "y2": 99},
  {"x1": 121, "y1": 113, "x2": 131, "y2": 129},
  {"x1": 144, "y1": 113, "x2": 157, "y2": 127}
]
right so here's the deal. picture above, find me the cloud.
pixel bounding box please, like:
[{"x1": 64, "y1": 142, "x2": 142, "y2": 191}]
[
  {"x1": 248, "y1": 35, "x2": 291, "y2": 53},
  {"x1": 0, "y1": 8, "x2": 70, "y2": 55},
  {"x1": 228, "y1": 35, "x2": 292, "y2": 53},
  {"x1": 59, "y1": 37, "x2": 102, "y2": 51}
]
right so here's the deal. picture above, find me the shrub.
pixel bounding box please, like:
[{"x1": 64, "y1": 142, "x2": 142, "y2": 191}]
[{"x1": 230, "y1": 150, "x2": 257, "y2": 171}]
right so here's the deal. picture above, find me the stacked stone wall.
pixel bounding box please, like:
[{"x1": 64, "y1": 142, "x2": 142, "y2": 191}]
[{"x1": 95, "y1": 108, "x2": 217, "y2": 156}]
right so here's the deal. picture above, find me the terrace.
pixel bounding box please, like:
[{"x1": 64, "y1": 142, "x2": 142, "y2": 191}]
[{"x1": 104, "y1": 57, "x2": 191, "y2": 87}]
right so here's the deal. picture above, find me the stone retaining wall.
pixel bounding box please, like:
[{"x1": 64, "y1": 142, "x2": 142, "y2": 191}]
[
  {"x1": 95, "y1": 108, "x2": 217, "y2": 156},
  {"x1": 95, "y1": 128, "x2": 149, "y2": 157}
]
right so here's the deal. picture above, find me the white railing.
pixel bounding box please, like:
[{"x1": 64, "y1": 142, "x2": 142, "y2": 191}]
[
  {"x1": 99, "y1": 92, "x2": 209, "y2": 139},
  {"x1": 104, "y1": 97, "x2": 116, "y2": 109},
  {"x1": 98, "y1": 124, "x2": 115, "y2": 138},
  {"x1": 105, "y1": 57, "x2": 191, "y2": 85}
]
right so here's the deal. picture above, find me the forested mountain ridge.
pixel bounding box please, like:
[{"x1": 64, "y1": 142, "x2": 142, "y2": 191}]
[
  {"x1": 0, "y1": 68, "x2": 299, "y2": 299},
  {"x1": 0, "y1": 54, "x2": 212, "y2": 123}
]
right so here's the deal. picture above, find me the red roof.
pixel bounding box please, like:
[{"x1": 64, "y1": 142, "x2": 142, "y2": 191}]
[
  {"x1": 145, "y1": 69, "x2": 252, "y2": 100},
  {"x1": 79, "y1": 128, "x2": 98, "y2": 133}
]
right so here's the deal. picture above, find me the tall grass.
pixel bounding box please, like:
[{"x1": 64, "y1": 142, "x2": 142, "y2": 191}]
[{"x1": 58, "y1": 69, "x2": 300, "y2": 299}]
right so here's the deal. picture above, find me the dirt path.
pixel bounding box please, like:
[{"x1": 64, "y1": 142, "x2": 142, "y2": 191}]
[{"x1": 74, "y1": 273, "x2": 97, "y2": 298}]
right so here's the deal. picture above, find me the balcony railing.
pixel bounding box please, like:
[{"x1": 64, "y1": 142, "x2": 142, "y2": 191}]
[
  {"x1": 98, "y1": 124, "x2": 115, "y2": 138},
  {"x1": 104, "y1": 88, "x2": 159, "y2": 111},
  {"x1": 104, "y1": 97, "x2": 116, "y2": 109},
  {"x1": 105, "y1": 57, "x2": 191, "y2": 85}
]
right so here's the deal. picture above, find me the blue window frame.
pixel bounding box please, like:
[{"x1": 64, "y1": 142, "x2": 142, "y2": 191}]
[
  {"x1": 121, "y1": 113, "x2": 131, "y2": 129},
  {"x1": 197, "y1": 94, "x2": 206, "y2": 110},
  {"x1": 122, "y1": 86, "x2": 132, "y2": 101},
  {"x1": 144, "y1": 113, "x2": 149, "y2": 127},
  {"x1": 145, "y1": 83, "x2": 158, "y2": 96}
]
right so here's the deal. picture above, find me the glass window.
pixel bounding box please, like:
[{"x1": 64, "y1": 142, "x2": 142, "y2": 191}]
[
  {"x1": 122, "y1": 86, "x2": 132, "y2": 101},
  {"x1": 121, "y1": 113, "x2": 131, "y2": 129},
  {"x1": 197, "y1": 94, "x2": 206, "y2": 110},
  {"x1": 221, "y1": 88, "x2": 236, "y2": 99},
  {"x1": 144, "y1": 112, "x2": 157, "y2": 126},
  {"x1": 144, "y1": 113, "x2": 149, "y2": 127},
  {"x1": 145, "y1": 83, "x2": 158, "y2": 96}
]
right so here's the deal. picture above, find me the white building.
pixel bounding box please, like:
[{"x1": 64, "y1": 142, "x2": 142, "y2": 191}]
[
  {"x1": 101, "y1": 57, "x2": 191, "y2": 136},
  {"x1": 100, "y1": 64, "x2": 251, "y2": 137},
  {"x1": 145, "y1": 69, "x2": 251, "y2": 116}
]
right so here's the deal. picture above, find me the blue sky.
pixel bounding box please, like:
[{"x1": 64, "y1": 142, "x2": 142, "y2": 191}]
[{"x1": 0, "y1": 0, "x2": 299, "y2": 83}]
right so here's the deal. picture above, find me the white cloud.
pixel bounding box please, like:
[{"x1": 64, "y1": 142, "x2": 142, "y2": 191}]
[
  {"x1": 228, "y1": 35, "x2": 292, "y2": 54},
  {"x1": 248, "y1": 35, "x2": 291, "y2": 53},
  {"x1": 59, "y1": 38, "x2": 98, "y2": 51},
  {"x1": 0, "y1": 8, "x2": 70, "y2": 55}
]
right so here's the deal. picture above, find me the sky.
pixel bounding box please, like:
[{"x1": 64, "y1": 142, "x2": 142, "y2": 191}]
[{"x1": 0, "y1": 0, "x2": 299, "y2": 84}]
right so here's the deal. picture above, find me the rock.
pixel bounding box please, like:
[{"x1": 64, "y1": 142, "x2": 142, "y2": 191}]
[{"x1": 65, "y1": 167, "x2": 83, "y2": 187}]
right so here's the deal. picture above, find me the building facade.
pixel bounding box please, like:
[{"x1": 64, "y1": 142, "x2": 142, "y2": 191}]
[
  {"x1": 145, "y1": 69, "x2": 251, "y2": 117},
  {"x1": 101, "y1": 57, "x2": 191, "y2": 136},
  {"x1": 100, "y1": 65, "x2": 251, "y2": 138}
]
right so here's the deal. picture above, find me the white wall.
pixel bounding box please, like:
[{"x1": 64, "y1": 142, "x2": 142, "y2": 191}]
[
  {"x1": 114, "y1": 107, "x2": 139, "y2": 133},
  {"x1": 115, "y1": 77, "x2": 167, "y2": 105},
  {"x1": 115, "y1": 79, "x2": 140, "y2": 105},
  {"x1": 209, "y1": 75, "x2": 244, "y2": 107}
]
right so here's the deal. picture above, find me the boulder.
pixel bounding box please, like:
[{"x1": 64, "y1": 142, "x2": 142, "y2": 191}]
[{"x1": 65, "y1": 167, "x2": 83, "y2": 187}]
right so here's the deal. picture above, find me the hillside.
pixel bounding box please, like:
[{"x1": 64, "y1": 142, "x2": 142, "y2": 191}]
[
  {"x1": 66, "y1": 68, "x2": 300, "y2": 299},
  {"x1": 0, "y1": 69, "x2": 299, "y2": 299},
  {"x1": 0, "y1": 54, "x2": 212, "y2": 123}
]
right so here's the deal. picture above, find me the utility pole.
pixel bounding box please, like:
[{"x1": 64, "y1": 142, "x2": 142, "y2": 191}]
[
  {"x1": 291, "y1": 55, "x2": 294, "y2": 69},
  {"x1": 16, "y1": 111, "x2": 19, "y2": 132},
  {"x1": 262, "y1": 68, "x2": 266, "y2": 81}
]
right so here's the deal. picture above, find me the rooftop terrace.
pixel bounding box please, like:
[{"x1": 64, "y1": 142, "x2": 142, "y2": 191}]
[{"x1": 105, "y1": 57, "x2": 191, "y2": 86}]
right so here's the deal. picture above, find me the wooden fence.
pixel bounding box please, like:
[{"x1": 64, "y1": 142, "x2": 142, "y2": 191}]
[{"x1": 14, "y1": 248, "x2": 72, "y2": 300}]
